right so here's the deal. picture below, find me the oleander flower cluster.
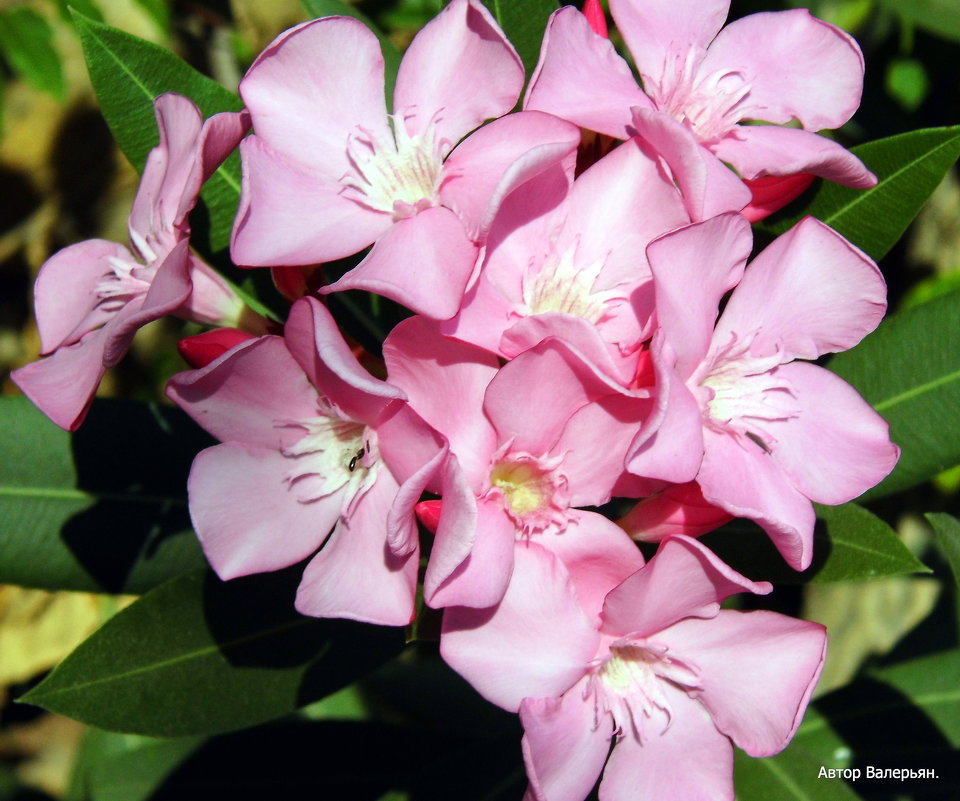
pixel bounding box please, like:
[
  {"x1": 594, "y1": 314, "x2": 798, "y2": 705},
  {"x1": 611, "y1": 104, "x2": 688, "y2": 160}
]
[{"x1": 15, "y1": 1, "x2": 902, "y2": 799}]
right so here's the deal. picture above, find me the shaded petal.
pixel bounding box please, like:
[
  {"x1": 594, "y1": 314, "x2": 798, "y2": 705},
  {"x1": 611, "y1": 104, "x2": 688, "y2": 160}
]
[
  {"x1": 712, "y1": 125, "x2": 875, "y2": 186},
  {"x1": 385, "y1": 437, "x2": 448, "y2": 557},
  {"x1": 525, "y1": 7, "x2": 651, "y2": 138},
  {"x1": 617, "y1": 483, "x2": 732, "y2": 543},
  {"x1": 700, "y1": 9, "x2": 865, "y2": 130},
  {"x1": 188, "y1": 442, "x2": 340, "y2": 579},
  {"x1": 600, "y1": 535, "x2": 770, "y2": 639},
  {"x1": 630, "y1": 108, "x2": 752, "y2": 221},
  {"x1": 714, "y1": 216, "x2": 886, "y2": 361},
  {"x1": 646, "y1": 213, "x2": 752, "y2": 379},
  {"x1": 199, "y1": 108, "x2": 250, "y2": 183},
  {"x1": 428, "y1": 495, "x2": 516, "y2": 610},
  {"x1": 441, "y1": 541, "x2": 599, "y2": 711},
  {"x1": 32, "y1": 239, "x2": 134, "y2": 353},
  {"x1": 599, "y1": 687, "x2": 734, "y2": 801},
  {"x1": 625, "y1": 335, "x2": 705, "y2": 483},
  {"x1": 231, "y1": 135, "x2": 388, "y2": 267},
  {"x1": 555, "y1": 395, "x2": 647, "y2": 506},
  {"x1": 521, "y1": 688, "x2": 611, "y2": 801},
  {"x1": 239, "y1": 16, "x2": 388, "y2": 177},
  {"x1": 609, "y1": 0, "x2": 729, "y2": 87},
  {"x1": 423, "y1": 454, "x2": 479, "y2": 604},
  {"x1": 129, "y1": 93, "x2": 203, "y2": 241},
  {"x1": 296, "y1": 471, "x2": 417, "y2": 625},
  {"x1": 698, "y1": 428, "x2": 815, "y2": 570},
  {"x1": 768, "y1": 363, "x2": 899, "y2": 505},
  {"x1": 544, "y1": 510, "x2": 645, "y2": 625},
  {"x1": 394, "y1": 0, "x2": 522, "y2": 146},
  {"x1": 322, "y1": 206, "x2": 478, "y2": 319},
  {"x1": 440, "y1": 110, "x2": 579, "y2": 241},
  {"x1": 483, "y1": 338, "x2": 621, "y2": 456},
  {"x1": 376, "y1": 402, "x2": 446, "y2": 489},
  {"x1": 383, "y1": 315, "x2": 499, "y2": 490},
  {"x1": 11, "y1": 326, "x2": 113, "y2": 432},
  {"x1": 285, "y1": 296, "x2": 404, "y2": 425},
  {"x1": 167, "y1": 335, "x2": 319, "y2": 449},
  {"x1": 662, "y1": 610, "x2": 826, "y2": 756}
]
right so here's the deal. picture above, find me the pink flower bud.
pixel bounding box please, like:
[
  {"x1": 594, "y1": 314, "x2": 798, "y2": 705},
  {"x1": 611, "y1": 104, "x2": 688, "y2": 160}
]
[{"x1": 178, "y1": 328, "x2": 256, "y2": 369}]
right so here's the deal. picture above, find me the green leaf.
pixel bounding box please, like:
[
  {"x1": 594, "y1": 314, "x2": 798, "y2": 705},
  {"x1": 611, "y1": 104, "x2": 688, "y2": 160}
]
[
  {"x1": 885, "y1": 58, "x2": 929, "y2": 112},
  {"x1": 927, "y1": 512, "x2": 960, "y2": 588},
  {"x1": 734, "y1": 745, "x2": 862, "y2": 801},
  {"x1": 761, "y1": 126, "x2": 960, "y2": 261},
  {"x1": 71, "y1": 10, "x2": 244, "y2": 252},
  {"x1": 481, "y1": 0, "x2": 558, "y2": 81},
  {"x1": 0, "y1": 397, "x2": 206, "y2": 594},
  {"x1": 0, "y1": 8, "x2": 65, "y2": 99},
  {"x1": 20, "y1": 566, "x2": 406, "y2": 737},
  {"x1": 878, "y1": 0, "x2": 960, "y2": 42},
  {"x1": 702, "y1": 503, "x2": 928, "y2": 585},
  {"x1": 74, "y1": 729, "x2": 204, "y2": 801},
  {"x1": 829, "y1": 289, "x2": 960, "y2": 500},
  {"x1": 301, "y1": 0, "x2": 402, "y2": 100}
]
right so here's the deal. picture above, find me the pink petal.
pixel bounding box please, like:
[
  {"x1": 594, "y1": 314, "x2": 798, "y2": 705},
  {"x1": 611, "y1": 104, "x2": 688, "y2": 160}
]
[
  {"x1": 11, "y1": 326, "x2": 113, "y2": 432},
  {"x1": 376, "y1": 402, "x2": 446, "y2": 489},
  {"x1": 428, "y1": 495, "x2": 516, "y2": 610},
  {"x1": 661, "y1": 610, "x2": 826, "y2": 756},
  {"x1": 600, "y1": 535, "x2": 771, "y2": 639},
  {"x1": 231, "y1": 135, "x2": 388, "y2": 267},
  {"x1": 166, "y1": 335, "x2": 319, "y2": 449},
  {"x1": 520, "y1": 688, "x2": 611, "y2": 801},
  {"x1": 198, "y1": 109, "x2": 250, "y2": 183},
  {"x1": 625, "y1": 336, "x2": 705, "y2": 484},
  {"x1": 296, "y1": 471, "x2": 417, "y2": 626},
  {"x1": 383, "y1": 315, "x2": 499, "y2": 490},
  {"x1": 422, "y1": 455, "x2": 479, "y2": 604},
  {"x1": 384, "y1": 438, "x2": 448, "y2": 557},
  {"x1": 700, "y1": 9, "x2": 865, "y2": 131},
  {"x1": 129, "y1": 93, "x2": 204, "y2": 241},
  {"x1": 630, "y1": 108, "x2": 752, "y2": 221},
  {"x1": 525, "y1": 7, "x2": 651, "y2": 139},
  {"x1": 554, "y1": 394, "x2": 647, "y2": 507},
  {"x1": 393, "y1": 0, "x2": 523, "y2": 147},
  {"x1": 238, "y1": 16, "x2": 389, "y2": 177},
  {"x1": 483, "y1": 338, "x2": 620, "y2": 456},
  {"x1": 543, "y1": 510, "x2": 645, "y2": 625},
  {"x1": 608, "y1": 0, "x2": 730, "y2": 89},
  {"x1": 284, "y1": 297, "x2": 404, "y2": 425},
  {"x1": 599, "y1": 686, "x2": 735, "y2": 801},
  {"x1": 714, "y1": 217, "x2": 887, "y2": 361},
  {"x1": 712, "y1": 125, "x2": 876, "y2": 186},
  {"x1": 31, "y1": 239, "x2": 134, "y2": 353},
  {"x1": 440, "y1": 542, "x2": 598, "y2": 711},
  {"x1": 440, "y1": 110, "x2": 580, "y2": 242},
  {"x1": 321, "y1": 206, "x2": 478, "y2": 320},
  {"x1": 698, "y1": 428, "x2": 815, "y2": 570},
  {"x1": 767, "y1": 362, "x2": 899, "y2": 505},
  {"x1": 188, "y1": 442, "x2": 341, "y2": 579},
  {"x1": 501, "y1": 315, "x2": 639, "y2": 387},
  {"x1": 646, "y1": 213, "x2": 752, "y2": 379}
]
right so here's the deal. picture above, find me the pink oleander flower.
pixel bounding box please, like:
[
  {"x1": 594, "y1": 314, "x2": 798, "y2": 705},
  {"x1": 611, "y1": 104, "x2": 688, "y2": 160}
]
[
  {"x1": 525, "y1": 0, "x2": 876, "y2": 193},
  {"x1": 627, "y1": 213, "x2": 900, "y2": 569},
  {"x1": 12, "y1": 93, "x2": 255, "y2": 431},
  {"x1": 166, "y1": 296, "x2": 445, "y2": 626},
  {"x1": 443, "y1": 135, "x2": 694, "y2": 383},
  {"x1": 441, "y1": 535, "x2": 826, "y2": 801},
  {"x1": 231, "y1": 0, "x2": 580, "y2": 319},
  {"x1": 382, "y1": 316, "x2": 646, "y2": 610}
]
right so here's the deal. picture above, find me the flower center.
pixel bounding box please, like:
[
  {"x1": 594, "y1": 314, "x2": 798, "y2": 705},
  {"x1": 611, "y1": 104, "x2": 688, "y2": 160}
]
[
  {"x1": 698, "y1": 331, "x2": 801, "y2": 450},
  {"x1": 590, "y1": 639, "x2": 701, "y2": 743},
  {"x1": 520, "y1": 244, "x2": 623, "y2": 324},
  {"x1": 646, "y1": 48, "x2": 750, "y2": 144},
  {"x1": 487, "y1": 447, "x2": 570, "y2": 536},
  {"x1": 279, "y1": 401, "x2": 379, "y2": 510},
  {"x1": 340, "y1": 111, "x2": 445, "y2": 221},
  {"x1": 94, "y1": 255, "x2": 156, "y2": 311}
]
